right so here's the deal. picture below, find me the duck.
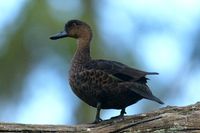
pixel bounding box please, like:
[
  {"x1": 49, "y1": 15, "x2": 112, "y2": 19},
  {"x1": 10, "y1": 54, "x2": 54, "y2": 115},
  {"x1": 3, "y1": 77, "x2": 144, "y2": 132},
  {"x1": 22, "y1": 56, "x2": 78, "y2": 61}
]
[{"x1": 50, "y1": 19, "x2": 164, "y2": 123}]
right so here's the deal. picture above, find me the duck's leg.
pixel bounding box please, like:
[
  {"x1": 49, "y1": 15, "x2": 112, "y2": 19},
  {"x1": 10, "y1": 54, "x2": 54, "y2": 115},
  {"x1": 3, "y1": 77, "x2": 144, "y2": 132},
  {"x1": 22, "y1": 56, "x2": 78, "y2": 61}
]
[
  {"x1": 93, "y1": 102, "x2": 102, "y2": 123},
  {"x1": 111, "y1": 108, "x2": 126, "y2": 119},
  {"x1": 120, "y1": 108, "x2": 126, "y2": 117}
]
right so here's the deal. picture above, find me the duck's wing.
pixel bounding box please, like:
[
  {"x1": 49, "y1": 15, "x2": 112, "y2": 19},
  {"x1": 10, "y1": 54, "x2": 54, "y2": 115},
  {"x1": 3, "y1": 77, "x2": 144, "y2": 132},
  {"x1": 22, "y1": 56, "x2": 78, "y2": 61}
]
[
  {"x1": 84, "y1": 59, "x2": 158, "y2": 82},
  {"x1": 119, "y1": 82, "x2": 164, "y2": 104}
]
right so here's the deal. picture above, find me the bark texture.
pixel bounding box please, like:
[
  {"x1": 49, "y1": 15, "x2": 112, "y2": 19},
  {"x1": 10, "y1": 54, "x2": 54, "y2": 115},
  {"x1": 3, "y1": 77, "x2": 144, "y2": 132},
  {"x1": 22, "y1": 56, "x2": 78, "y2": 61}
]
[{"x1": 0, "y1": 102, "x2": 200, "y2": 133}]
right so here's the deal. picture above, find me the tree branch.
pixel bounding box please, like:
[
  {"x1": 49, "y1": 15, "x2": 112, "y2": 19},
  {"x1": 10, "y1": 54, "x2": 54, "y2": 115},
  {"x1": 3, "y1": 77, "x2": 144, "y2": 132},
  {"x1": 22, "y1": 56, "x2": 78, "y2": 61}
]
[{"x1": 1, "y1": 102, "x2": 200, "y2": 132}]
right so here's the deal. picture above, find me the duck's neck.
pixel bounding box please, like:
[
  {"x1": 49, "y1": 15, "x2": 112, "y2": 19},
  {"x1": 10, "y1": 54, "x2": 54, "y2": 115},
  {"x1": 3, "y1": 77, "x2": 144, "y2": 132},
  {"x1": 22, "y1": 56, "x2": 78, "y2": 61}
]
[{"x1": 72, "y1": 37, "x2": 91, "y2": 64}]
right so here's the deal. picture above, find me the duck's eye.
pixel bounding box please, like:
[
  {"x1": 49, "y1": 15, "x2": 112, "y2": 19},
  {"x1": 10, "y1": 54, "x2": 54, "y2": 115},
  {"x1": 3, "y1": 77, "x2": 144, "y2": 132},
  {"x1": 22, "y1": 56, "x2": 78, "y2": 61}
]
[
  {"x1": 68, "y1": 22, "x2": 77, "y2": 28},
  {"x1": 72, "y1": 22, "x2": 77, "y2": 27},
  {"x1": 66, "y1": 21, "x2": 81, "y2": 28}
]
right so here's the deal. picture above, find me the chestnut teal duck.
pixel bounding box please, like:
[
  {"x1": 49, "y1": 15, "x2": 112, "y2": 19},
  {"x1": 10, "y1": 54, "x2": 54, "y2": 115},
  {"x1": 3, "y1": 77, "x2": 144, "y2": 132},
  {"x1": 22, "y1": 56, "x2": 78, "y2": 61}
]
[{"x1": 50, "y1": 20, "x2": 164, "y2": 123}]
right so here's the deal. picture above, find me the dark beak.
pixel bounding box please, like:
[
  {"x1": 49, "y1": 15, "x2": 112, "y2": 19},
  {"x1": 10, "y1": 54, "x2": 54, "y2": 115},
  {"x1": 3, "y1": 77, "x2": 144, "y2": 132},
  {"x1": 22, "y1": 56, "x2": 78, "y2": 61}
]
[{"x1": 49, "y1": 31, "x2": 68, "y2": 40}]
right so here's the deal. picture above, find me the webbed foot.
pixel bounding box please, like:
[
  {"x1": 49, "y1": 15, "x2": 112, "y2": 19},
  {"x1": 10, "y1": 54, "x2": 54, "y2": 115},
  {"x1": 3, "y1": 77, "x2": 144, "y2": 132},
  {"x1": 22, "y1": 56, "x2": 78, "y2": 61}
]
[
  {"x1": 111, "y1": 108, "x2": 126, "y2": 119},
  {"x1": 93, "y1": 117, "x2": 103, "y2": 124}
]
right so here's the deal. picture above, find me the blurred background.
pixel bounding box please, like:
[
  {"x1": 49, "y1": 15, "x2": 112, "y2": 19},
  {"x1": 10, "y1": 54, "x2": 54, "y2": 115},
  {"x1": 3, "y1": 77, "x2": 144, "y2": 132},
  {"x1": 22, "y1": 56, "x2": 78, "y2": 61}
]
[{"x1": 0, "y1": 0, "x2": 200, "y2": 125}]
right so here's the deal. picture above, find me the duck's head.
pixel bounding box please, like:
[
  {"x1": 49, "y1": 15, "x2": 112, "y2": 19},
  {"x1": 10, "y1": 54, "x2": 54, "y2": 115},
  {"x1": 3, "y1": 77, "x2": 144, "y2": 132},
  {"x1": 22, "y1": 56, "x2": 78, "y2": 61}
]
[{"x1": 50, "y1": 20, "x2": 92, "y2": 40}]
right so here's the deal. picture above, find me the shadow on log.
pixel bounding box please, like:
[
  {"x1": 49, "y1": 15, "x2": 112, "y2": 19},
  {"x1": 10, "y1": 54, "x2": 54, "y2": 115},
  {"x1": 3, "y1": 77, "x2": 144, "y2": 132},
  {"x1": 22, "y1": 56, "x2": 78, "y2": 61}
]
[{"x1": 1, "y1": 102, "x2": 200, "y2": 132}]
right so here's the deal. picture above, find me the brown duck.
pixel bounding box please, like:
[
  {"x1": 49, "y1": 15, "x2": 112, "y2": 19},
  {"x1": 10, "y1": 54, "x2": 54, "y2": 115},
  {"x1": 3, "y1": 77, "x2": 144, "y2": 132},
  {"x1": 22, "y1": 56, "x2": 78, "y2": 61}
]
[{"x1": 50, "y1": 20, "x2": 164, "y2": 123}]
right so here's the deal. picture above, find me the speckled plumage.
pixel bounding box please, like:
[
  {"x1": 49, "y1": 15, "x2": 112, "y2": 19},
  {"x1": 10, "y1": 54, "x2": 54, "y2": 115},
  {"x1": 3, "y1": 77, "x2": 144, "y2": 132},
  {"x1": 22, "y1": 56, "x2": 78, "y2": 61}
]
[{"x1": 50, "y1": 20, "x2": 164, "y2": 123}]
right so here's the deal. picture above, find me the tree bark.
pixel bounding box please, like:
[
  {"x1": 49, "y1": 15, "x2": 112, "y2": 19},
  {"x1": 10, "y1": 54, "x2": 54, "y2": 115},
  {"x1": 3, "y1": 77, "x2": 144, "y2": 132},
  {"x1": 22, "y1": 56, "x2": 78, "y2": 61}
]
[{"x1": 1, "y1": 102, "x2": 200, "y2": 133}]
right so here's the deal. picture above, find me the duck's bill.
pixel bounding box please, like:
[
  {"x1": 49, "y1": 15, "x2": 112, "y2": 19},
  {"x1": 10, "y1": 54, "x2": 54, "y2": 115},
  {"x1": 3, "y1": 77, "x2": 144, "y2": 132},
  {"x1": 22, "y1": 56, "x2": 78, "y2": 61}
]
[{"x1": 50, "y1": 31, "x2": 68, "y2": 40}]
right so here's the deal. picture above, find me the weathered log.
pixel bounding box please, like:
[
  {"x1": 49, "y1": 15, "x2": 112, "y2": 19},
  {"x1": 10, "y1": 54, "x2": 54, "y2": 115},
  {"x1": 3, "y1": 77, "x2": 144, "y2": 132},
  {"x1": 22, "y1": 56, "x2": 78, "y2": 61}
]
[{"x1": 0, "y1": 102, "x2": 200, "y2": 132}]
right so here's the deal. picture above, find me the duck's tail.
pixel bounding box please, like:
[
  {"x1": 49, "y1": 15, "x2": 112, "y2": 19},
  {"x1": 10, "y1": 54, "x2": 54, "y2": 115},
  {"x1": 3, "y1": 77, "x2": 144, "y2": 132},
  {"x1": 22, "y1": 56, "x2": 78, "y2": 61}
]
[
  {"x1": 148, "y1": 95, "x2": 164, "y2": 104},
  {"x1": 147, "y1": 72, "x2": 159, "y2": 75}
]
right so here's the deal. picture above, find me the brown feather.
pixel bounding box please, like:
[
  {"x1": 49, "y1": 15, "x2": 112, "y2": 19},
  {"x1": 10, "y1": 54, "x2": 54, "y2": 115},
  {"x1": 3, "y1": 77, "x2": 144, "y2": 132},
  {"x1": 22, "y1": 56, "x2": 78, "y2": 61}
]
[{"x1": 50, "y1": 19, "x2": 164, "y2": 123}]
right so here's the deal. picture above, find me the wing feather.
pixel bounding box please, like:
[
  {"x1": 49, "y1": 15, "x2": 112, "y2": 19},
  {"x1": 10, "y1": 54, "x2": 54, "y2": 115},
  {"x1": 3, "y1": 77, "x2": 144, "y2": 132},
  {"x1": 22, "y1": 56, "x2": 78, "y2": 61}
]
[{"x1": 84, "y1": 59, "x2": 158, "y2": 82}]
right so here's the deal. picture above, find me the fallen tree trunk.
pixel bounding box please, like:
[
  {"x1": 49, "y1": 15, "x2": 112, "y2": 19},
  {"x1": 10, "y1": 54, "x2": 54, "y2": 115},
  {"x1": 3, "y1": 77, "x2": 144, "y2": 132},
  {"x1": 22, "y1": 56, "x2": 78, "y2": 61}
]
[{"x1": 0, "y1": 102, "x2": 200, "y2": 132}]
